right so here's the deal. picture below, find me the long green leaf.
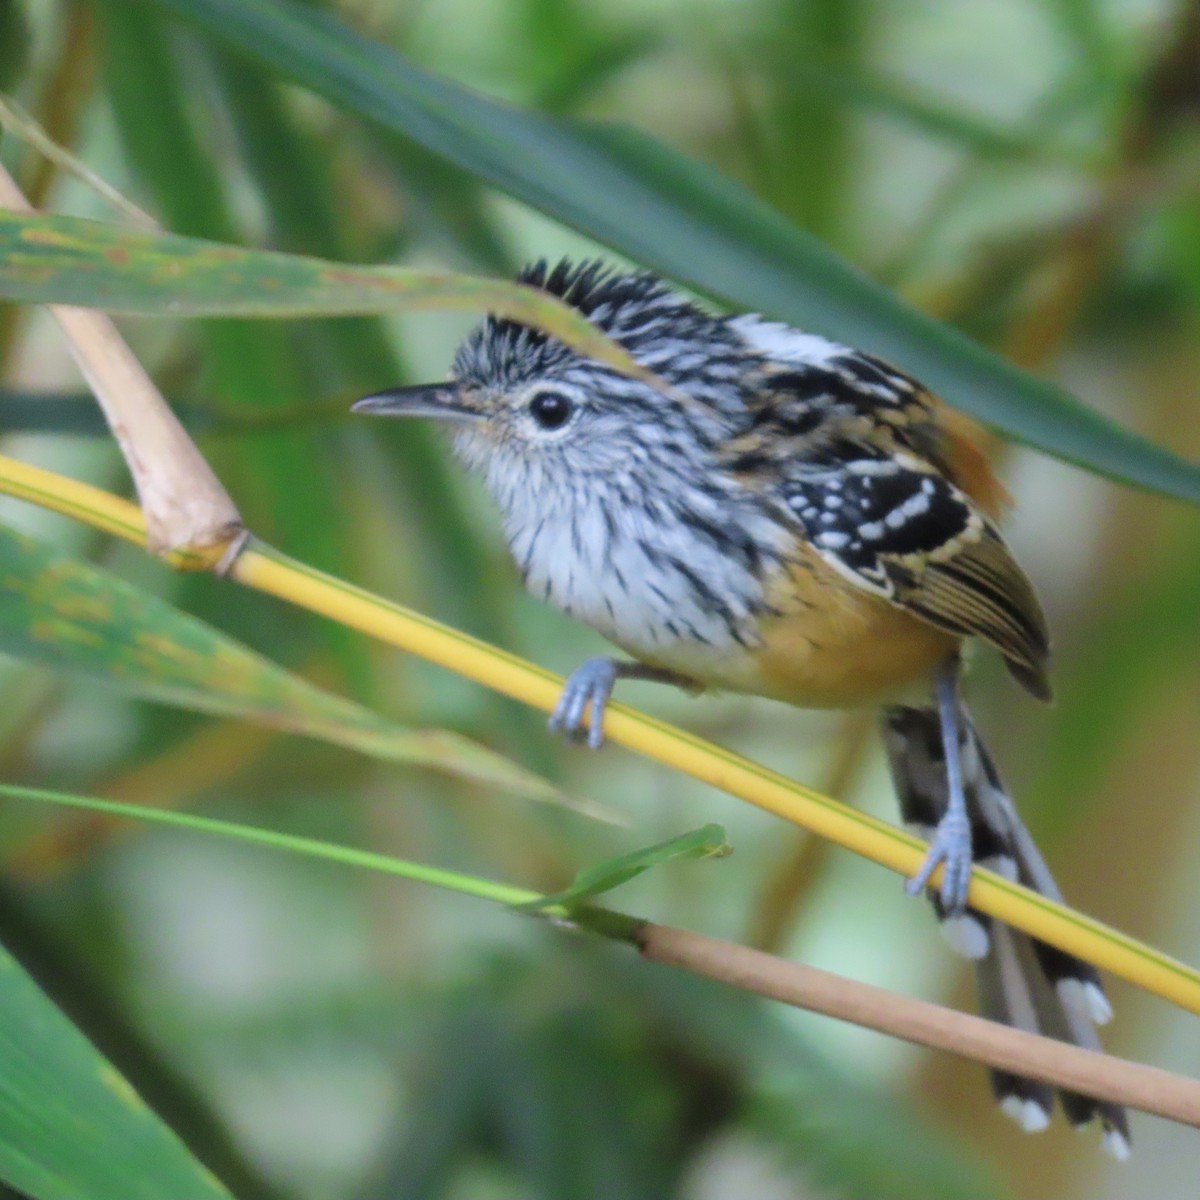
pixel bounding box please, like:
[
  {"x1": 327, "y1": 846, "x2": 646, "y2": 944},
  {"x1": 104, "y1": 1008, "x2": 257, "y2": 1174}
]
[
  {"x1": 0, "y1": 784, "x2": 727, "y2": 937},
  {"x1": 0, "y1": 779, "x2": 642, "y2": 939},
  {"x1": 522, "y1": 824, "x2": 731, "y2": 911},
  {"x1": 144, "y1": 0, "x2": 1200, "y2": 503},
  {"x1": 0, "y1": 523, "x2": 569, "y2": 805},
  {"x1": 0, "y1": 938, "x2": 231, "y2": 1200},
  {"x1": 0, "y1": 782, "x2": 541, "y2": 907},
  {"x1": 0, "y1": 212, "x2": 645, "y2": 383}
]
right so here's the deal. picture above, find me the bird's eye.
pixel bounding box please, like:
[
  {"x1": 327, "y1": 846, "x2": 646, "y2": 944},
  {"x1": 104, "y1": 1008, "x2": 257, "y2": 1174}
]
[{"x1": 528, "y1": 391, "x2": 573, "y2": 431}]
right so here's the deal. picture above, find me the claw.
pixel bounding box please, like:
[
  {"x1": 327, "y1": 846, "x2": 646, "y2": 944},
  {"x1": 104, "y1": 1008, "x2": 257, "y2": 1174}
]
[
  {"x1": 902, "y1": 657, "x2": 975, "y2": 915},
  {"x1": 906, "y1": 809, "x2": 973, "y2": 915},
  {"x1": 548, "y1": 658, "x2": 619, "y2": 749}
]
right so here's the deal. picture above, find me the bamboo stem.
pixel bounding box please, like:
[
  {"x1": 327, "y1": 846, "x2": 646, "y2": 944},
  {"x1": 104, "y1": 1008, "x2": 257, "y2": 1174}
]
[
  {"x1": 0, "y1": 453, "x2": 1198, "y2": 1023},
  {"x1": 637, "y1": 923, "x2": 1200, "y2": 1129},
  {"x1": 0, "y1": 166, "x2": 244, "y2": 559}
]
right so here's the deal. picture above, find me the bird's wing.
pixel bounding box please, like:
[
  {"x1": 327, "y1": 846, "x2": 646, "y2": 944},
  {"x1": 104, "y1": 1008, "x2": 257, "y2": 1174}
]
[{"x1": 722, "y1": 346, "x2": 1051, "y2": 698}]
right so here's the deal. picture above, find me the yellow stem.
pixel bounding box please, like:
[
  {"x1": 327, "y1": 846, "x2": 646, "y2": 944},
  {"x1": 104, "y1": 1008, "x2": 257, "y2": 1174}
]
[{"x1": 2, "y1": 452, "x2": 1199, "y2": 1017}]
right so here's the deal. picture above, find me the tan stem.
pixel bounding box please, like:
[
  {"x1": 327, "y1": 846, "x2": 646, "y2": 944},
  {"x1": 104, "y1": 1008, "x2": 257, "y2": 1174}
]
[
  {"x1": 638, "y1": 922, "x2": 1200, "y2": 1129},
  {"x1": 0, "y1": 165, "x2": 243, "y2": 560}
]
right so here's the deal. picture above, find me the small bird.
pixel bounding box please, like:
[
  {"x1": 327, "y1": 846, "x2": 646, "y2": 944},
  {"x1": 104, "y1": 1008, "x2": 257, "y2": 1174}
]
[{"x1": 354, "y1": 258, "x2": 1128, "y2": 1155}]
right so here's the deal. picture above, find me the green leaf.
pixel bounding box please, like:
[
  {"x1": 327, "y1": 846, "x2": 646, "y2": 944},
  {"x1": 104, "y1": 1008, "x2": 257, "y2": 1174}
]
[
  {"x1": 143, "y1": 0, "x2": 1200, "y2": 503},
  {"x1": 0, "y1": 210, "x2": 647, "y2": 385},
  {"x1": 522, "y1": 824, "x2": 731, "y2": 912},
  {"x1": 0, "y1": 782, "x2": 543, "y2": 907},
  {"x1": 0, "y1": 523, "x2": 569, "y2": 806},
  {"x1": 0, "y1": 778, "x2": 645, "y2": 935},
  {"x1": 0, "y1": 938, "x2": 231, "y2": 1200}
]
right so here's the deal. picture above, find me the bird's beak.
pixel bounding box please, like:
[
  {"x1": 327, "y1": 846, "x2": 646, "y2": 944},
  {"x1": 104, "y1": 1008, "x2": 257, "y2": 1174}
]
[{"x1": 351, "y1": 383, "x2": 482, "y2": 423}]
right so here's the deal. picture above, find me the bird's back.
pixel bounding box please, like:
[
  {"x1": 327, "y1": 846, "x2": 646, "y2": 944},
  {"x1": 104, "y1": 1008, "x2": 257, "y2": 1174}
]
[{"x1": 723, "y1": 317, "x2": 1051, "y2": 702}]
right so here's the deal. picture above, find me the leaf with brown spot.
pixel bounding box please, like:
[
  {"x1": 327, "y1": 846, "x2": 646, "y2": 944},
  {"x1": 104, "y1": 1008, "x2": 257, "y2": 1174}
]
[
  {"x1": 0, "y1": 523, "x2": 582, "y2": 808},
  {"x1": 0, "y1": 210, "x2": 655, "y2": 386}
]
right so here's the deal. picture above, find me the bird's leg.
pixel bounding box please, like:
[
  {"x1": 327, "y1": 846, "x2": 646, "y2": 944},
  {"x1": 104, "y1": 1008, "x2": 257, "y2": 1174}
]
[
  {"x1": 905, "y1": 655, "x2": 973, "y2": 915},
  {"x1": 549, "y1": 659, "x2": 697, "y2": 750}
]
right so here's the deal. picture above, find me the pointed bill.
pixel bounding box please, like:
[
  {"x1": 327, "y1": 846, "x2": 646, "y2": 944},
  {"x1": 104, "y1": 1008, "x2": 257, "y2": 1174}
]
[{"x1": 351, "y1": 383, "x2": 483, "y2": 422}]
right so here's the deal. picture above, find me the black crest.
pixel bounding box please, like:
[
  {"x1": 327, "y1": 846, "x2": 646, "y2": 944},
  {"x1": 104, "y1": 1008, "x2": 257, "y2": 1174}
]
[
  {"x1": 453, "y1": 257, "x2": 743, "y2": 392},
  {"x1": 517, "y1": 258, "x2": 673, "y2": 322}
]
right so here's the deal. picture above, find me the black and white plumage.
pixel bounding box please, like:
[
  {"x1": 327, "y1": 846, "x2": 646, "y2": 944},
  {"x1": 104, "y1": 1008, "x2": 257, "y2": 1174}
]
[
  {"x1": 882, "y1": 705, "x2": 1130, "y2": 1159},
  {"x1": 354, "y1": 256, "x2": 1126, "y2": 1153}
]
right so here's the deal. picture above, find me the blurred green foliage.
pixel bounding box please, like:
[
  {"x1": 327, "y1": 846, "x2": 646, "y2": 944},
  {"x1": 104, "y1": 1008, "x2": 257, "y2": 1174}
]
[{"x1": 0, "y1": 1, "x2": 1199, "y2": 1199}]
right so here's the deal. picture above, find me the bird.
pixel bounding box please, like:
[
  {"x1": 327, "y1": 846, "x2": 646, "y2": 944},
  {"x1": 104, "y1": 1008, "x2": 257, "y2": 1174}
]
[{"x1": 353, "y1": 257, "x2": 1129, "y2": 1156}]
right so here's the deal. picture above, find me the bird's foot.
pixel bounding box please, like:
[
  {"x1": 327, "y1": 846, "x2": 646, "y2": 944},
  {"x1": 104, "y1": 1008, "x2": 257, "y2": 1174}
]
[
  {"x1": 548, "y1": 657, "x2": 619, "y2": 750},
  {"x1": 905, "y1": 808, "x2": 973, "y2": 916}
]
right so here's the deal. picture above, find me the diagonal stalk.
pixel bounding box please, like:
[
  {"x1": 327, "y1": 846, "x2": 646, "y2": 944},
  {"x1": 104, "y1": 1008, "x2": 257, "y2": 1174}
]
[{"x1": 0, "y1": 452, "x2": 1196, "y2": 1020}]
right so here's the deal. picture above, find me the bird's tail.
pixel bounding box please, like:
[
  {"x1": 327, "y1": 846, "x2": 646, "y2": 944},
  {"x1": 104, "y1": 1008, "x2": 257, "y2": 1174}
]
[{"x1": 880, "y1": 704, "x2": 1130, "y2": 1159}]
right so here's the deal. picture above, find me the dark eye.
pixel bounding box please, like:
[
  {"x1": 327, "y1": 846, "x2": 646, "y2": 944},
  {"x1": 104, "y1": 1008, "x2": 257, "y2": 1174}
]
[{"x1": 528, "y1": 391, "x2": 573, "y2": 430}]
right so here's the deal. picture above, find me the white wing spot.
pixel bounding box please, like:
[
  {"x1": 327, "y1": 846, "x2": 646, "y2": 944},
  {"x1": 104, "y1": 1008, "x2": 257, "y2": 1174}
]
[
  {"x1": 849, "y1": 460, "x2": 898, "y2": 477},
  {"x1": 883, "y1": 491, "x2": 932, "y2": 528}
]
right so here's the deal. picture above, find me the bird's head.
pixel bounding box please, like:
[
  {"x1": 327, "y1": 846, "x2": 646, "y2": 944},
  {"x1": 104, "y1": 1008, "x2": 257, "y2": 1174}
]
[{"x1": 352, "y1": 259, "x2": 754, "y2": 505}]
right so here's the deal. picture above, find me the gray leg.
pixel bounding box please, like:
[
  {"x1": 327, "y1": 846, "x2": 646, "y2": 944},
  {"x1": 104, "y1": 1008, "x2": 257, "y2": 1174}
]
[
  {"x1": 549, "y1": 658, "x2": 695, "y2": 750},
  {"x1": 905, "y1": 657, "x2": 973, "y2": 914}
]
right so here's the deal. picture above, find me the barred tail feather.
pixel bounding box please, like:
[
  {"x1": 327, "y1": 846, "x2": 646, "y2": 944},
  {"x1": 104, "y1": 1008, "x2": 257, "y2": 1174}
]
[{"x1": 881, "y1": 705, "x2": 1130, "y2": 1158}]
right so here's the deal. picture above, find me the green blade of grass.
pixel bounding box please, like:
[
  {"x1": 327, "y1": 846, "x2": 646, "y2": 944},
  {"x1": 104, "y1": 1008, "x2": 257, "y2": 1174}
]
[
  {"x1": 0, "y1": 522, "x2": 573, "y2": 806},
  {"x1": 0, "y1": 210, "x2": 646, "y2": 383},
  {"x1": 0, "y1": 781, "x2": 542, "y2": 906},
  {"x1": 521, "y1": 824, "x2": 731, "y2": 912},
  {"x1": 0, "y1": 937, "x2": 231, "y2": 1200},
  {"x1": 0, "y1": 784, "x2": 721, "y2": 935},
  {"x1": 143, "y1": 0, "x2": 1200, "y2": 503}
]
